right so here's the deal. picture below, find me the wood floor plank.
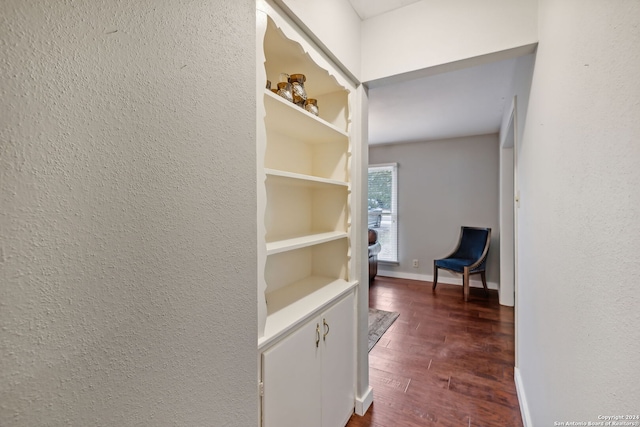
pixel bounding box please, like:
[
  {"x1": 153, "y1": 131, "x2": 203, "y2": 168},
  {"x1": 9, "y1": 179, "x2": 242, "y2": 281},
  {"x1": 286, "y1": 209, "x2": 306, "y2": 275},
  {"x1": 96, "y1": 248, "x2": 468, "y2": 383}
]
[{"x1": 346, "y1": 276, "x2": 523, "y2": 427}]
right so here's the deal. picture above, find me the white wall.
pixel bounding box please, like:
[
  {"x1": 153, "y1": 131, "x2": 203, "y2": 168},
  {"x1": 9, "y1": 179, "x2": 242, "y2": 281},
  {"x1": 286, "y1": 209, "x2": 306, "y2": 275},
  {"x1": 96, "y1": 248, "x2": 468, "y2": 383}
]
[
  {"x1": 354, "y1": 85, "x2": 373, "y2": 414},
  {"x1": 370, "y1": 135, "x2": 500, "y2": 288},
  {"x1": 497, "y1": 53, "x2": 536, "y2": 308},
  {"x1": 499, "y1": 143, "x2": 515, "y2": 306},
  {"x1": 0, "y1": 1, "x2": 257, "y2": 426},
  {"x1": 515, "y1": 0, "x2": 640, "y2": 423},
  {"x1": 361, "y1": 0, "x2": 538, "y2": 83},
  {"x1": 271, "y1": 0, "x2": 362, "y2": 81},
  {"x1": 500, "y1": 54, "x2": 536, "y2": 150}
]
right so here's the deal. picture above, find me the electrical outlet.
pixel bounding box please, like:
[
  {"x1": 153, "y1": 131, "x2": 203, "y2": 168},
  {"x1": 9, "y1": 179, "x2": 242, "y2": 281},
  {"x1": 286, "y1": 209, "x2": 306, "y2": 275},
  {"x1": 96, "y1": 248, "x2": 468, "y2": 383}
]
[{"x1": 412, "y1": 259, "x2": 419, "y2": 268}]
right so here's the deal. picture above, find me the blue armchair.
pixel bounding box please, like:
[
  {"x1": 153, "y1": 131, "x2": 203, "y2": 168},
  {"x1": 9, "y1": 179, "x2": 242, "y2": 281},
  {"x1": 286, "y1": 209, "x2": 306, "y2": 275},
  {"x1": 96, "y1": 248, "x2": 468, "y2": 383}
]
[{"x1": 433, "y1": 226, "x2": 492, "y2": 301}]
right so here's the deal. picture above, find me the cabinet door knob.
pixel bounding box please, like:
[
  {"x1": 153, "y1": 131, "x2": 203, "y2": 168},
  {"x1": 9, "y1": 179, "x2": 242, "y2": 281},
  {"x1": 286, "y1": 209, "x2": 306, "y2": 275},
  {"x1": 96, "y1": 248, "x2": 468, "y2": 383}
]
[
  {"x1": 323, "y1": 319, "x2": 330, "y2": 341},
  {"x1": 316, "y1": 323, "x2": 320, "y2": 348}
]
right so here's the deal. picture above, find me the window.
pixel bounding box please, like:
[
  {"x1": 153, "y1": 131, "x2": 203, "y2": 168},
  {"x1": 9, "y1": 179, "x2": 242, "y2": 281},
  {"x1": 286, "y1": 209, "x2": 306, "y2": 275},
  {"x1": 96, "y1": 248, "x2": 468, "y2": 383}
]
[{"x1": 368, "y1": 163, "x2": 398, "y2": 263}]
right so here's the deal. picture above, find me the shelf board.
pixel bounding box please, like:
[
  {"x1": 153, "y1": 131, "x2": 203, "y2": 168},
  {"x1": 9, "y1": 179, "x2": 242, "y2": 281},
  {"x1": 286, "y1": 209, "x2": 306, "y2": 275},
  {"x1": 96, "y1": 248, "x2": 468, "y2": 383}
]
[
  {"x1": 264, "y1": 90, "x2": 349, "y2": 143},
  {"x1": 265, "y1": 168, "x2": 349, "y2": 188},
  {"x1": 266, "y1": 231, "x2": 347, "y2": 255},
  {"x1": 259, "y1": 276, "x2": 357, "y2": 349}
]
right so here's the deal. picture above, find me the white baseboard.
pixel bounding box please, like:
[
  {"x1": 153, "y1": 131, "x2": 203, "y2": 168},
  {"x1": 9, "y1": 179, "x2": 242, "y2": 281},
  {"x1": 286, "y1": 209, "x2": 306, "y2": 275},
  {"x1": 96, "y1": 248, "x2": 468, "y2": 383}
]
[
  {"x1": 354, "y1": 386, "x2": 373, "y2": 416},
  {"x1": 514, "y1": 367, "x2": 532, "y2": 427},
  {"x1": 377, "y1": 269, "x2": 499, "y2": 290}
]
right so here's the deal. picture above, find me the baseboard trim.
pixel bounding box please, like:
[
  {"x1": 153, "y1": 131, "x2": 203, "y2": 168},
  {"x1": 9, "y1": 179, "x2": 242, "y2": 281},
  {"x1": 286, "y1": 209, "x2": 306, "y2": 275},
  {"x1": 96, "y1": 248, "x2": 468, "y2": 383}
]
[
  {"x1": 355, "y1": 386, "x2": 373, "y2": 416},
  {"x1": 377, "y1": 269, "x2": 499, "y2": 290},
  {"x1": 514, "y1": 367, "x2": 532, "y2": 427}
]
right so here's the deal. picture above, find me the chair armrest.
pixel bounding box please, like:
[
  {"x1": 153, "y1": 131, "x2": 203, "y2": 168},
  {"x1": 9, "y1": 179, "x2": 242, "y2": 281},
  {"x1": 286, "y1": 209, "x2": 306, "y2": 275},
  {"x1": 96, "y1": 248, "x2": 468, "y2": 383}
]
[{"x1": 368, "y1": 242, "x2": 381, "y2": 257}]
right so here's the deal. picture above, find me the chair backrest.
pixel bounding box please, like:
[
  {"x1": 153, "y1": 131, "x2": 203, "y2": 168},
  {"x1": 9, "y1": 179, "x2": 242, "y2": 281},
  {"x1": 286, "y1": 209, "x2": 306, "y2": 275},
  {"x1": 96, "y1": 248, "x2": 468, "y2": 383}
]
[
  {"x1": 453, "y1": 227, "x2": 491, "y2": 261},
  {"x1": 368, "y1": 229, "x2": 378, "y2": 245}
]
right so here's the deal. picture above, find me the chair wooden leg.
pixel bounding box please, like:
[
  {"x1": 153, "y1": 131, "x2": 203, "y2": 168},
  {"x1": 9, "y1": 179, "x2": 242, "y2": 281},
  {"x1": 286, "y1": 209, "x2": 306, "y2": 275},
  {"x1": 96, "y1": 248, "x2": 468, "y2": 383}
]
[
  {"x1": 463, "y1": 268, "x2": 470, "y2": 301},
  {"x1": 481, "y1": 271, "x2": 489, "y2": 296},
  {"x1": 432, "y1": 262, "x2": 438, "y2": 291}
]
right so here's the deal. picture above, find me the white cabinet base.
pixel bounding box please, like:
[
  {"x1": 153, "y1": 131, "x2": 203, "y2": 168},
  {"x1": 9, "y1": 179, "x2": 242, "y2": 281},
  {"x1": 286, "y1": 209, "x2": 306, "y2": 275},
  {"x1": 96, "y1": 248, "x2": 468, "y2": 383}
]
[{"x1": 261, "y1": 292, "x2": 355, "y2": 427}]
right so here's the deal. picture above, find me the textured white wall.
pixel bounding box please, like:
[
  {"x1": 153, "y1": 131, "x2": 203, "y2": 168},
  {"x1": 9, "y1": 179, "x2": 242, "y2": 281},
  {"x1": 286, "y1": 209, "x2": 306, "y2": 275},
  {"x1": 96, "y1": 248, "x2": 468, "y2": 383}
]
[
  {"x1": 0, "y1": 1, "x2": 257, "y2": 426},
  {"x1": 516, "y1": 0, "x2": 640, "y2": 422},
  {"x1": 361, "y1": 0, "x2": 538, "y2": 83},
  {"x1": 370, "y1": 135, "x2": 500, "y2": 287}
]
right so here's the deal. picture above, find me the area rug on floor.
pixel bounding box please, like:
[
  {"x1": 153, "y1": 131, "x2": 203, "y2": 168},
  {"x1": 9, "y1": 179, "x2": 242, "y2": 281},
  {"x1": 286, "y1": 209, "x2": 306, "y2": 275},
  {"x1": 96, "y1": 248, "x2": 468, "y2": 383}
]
[{"x1": 368, "y1": 308, "x2": 399, "y2": 352}]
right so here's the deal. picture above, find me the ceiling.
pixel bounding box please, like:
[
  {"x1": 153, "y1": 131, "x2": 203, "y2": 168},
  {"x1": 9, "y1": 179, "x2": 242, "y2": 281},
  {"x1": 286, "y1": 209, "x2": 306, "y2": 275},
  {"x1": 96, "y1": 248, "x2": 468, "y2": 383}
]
[
  {"x1": 348, "y1": 0, "x2": 422, "y2": 20},
  {"x1": 367, "y1": 58, "x2": 517, "y2": 145},
  {"x1": 347, "y1": 0, "x2": 519, "y2": 146}
]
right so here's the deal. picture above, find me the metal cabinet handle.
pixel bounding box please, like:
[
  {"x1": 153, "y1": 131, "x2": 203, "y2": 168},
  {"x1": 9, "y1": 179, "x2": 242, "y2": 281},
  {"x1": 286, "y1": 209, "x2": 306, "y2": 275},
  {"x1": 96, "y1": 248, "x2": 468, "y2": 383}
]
[
  {"x1": 316, "y1": 323, "x2": 320, "y2": 348},
  {"x1": 323, "y1": 319, "x2": 330, "y2": 341}
]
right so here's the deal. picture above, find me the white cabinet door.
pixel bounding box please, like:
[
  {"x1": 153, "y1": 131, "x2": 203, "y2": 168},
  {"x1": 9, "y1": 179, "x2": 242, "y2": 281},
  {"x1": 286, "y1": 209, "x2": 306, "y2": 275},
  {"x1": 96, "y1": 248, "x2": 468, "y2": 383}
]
[
  {"x1": 262, "y1": 292, "x2": 355, "y2": 427},
  {"x1": 321, "y1": 292, "x2": 355, "y2": 427},
  {"x1": 262, "y1": 318, "x2": 322, "y2": 427}
]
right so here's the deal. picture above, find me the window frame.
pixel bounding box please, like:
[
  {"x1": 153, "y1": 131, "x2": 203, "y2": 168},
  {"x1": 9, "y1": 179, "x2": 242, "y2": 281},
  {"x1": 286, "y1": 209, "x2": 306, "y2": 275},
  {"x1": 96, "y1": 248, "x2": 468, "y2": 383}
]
[{"x1": 367, "y1": 163, "x2": 398, "y2": 264}]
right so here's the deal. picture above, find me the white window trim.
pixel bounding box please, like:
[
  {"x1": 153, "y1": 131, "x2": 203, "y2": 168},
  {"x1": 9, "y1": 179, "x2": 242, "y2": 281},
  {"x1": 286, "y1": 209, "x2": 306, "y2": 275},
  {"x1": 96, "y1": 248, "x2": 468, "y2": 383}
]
[{"x1": 368, "y1": 162, "x2": 398, "y2": 263}]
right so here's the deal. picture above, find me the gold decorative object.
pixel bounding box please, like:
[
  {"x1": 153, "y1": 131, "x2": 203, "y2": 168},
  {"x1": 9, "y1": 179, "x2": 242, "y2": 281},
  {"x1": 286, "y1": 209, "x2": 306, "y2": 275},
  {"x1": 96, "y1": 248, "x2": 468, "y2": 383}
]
[
  {"x1": 304, "y1": 98, "x2": 319, "y2": 116},
  {"x1": 289, "y1": 73, "x2": 307, "y2": 107},
  {"x1": 276, "y1": 82, "x2": 293, "y2": 102}
]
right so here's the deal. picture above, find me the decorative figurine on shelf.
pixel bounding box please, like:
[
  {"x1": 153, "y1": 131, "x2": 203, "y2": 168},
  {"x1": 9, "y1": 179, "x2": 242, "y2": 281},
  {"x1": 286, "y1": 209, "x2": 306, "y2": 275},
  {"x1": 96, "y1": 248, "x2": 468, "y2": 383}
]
[
  {"x1": 289, "y1": 73, "x2": 307, "y2": 107},
  {"x1": 279, "y1": 73, "x2": 290, "y2": 83},
  {"x1": 276, "y1": 81, "x2": 293, "y2": 102},
  {"x1": 304, "y1": 98, "x2": 319, "y2": 116}
]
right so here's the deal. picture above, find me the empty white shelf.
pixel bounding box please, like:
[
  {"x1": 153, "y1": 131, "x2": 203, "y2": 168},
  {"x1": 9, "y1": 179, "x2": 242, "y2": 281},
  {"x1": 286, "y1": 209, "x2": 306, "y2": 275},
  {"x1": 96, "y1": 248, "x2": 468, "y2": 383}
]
[
  {"x1": 265, "y1": 168, "x2": 349, "y2": 188},
  {"x1": 265, "y1": 231, "x2": 347, "y2": 255},
  {"x1": 259, "y1": 276, "x2": 357, "y2": 349}
]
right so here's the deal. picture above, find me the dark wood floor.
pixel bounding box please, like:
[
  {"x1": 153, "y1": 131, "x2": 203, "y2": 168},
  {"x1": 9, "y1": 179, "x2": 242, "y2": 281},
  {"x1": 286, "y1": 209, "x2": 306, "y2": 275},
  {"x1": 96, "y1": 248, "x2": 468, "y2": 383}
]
[{"x1": 346, "y1": 276, "x2": 523, "y2": 427}]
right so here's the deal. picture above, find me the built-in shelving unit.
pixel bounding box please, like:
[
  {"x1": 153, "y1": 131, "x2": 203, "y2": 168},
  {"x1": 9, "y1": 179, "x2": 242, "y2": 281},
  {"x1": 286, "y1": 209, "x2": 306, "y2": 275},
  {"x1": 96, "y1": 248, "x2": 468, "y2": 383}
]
[
  {"x1": 256, "y1": 3, "x2": 362, "y2": 424},
  {"x1": 257, "y1": 7, "x2": 358, "y2": 351}
]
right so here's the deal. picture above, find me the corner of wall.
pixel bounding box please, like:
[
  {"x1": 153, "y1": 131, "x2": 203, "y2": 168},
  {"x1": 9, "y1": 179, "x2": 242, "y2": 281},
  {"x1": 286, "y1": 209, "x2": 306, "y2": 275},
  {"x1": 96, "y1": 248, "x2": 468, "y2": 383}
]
[
  {"x1": 514, "y1": 367, "x2": 533, "y2": 427},
  {"x1": 355, "y1": 386, "x2": 374, "y2": 416}
]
